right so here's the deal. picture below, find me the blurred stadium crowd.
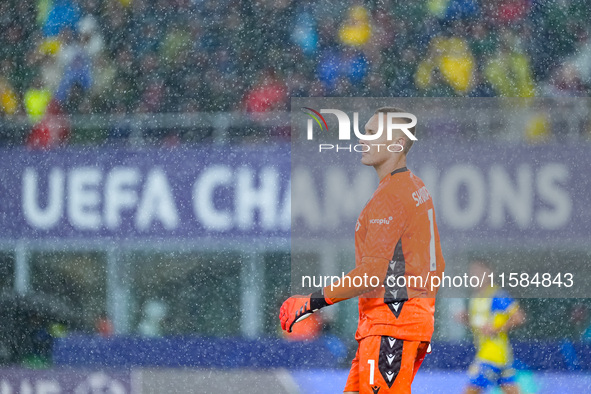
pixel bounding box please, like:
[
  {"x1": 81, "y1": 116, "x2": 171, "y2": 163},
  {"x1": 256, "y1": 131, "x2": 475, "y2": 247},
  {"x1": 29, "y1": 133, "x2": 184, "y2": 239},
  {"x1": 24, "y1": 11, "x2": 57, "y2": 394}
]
[{"x1": 1, "y1": 0, "x2": 591, "y2": 147}]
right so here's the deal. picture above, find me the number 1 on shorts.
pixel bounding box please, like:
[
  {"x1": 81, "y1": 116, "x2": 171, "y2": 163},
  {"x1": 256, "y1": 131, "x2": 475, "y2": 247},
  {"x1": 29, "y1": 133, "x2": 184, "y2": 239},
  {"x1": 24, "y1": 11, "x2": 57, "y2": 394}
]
[{"x1": 368, "y1": 359, "x2": 375, "y2": 384}]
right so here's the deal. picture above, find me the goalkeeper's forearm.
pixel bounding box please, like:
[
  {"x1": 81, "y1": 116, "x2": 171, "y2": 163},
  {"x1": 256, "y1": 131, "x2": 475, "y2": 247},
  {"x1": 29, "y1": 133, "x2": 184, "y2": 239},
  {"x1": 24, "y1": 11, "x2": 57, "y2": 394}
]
[{"x1": 322, "y1": 258, "x2": 390, "y2": 304}]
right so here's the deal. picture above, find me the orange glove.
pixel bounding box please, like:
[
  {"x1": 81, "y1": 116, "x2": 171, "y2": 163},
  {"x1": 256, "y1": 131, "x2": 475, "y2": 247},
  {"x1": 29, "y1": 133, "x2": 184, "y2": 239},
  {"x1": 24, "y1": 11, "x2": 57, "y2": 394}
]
[{"x1": 279, "y1": 290, "x2": 333, "y2": 333}]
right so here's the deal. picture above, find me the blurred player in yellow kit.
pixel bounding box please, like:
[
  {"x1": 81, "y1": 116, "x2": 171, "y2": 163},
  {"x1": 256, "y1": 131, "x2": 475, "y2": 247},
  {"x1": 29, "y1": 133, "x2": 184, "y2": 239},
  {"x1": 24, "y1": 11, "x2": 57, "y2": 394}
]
[{"x1": 460, "y1": 259, "x2": 526, "y2": 394}]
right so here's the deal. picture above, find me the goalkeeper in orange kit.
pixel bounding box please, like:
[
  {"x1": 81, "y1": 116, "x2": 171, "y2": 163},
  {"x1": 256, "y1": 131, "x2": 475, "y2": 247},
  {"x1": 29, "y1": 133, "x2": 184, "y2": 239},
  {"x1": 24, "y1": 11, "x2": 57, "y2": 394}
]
[{"x1": 280, "y1": 107, "x2": 446, "y2": 394}]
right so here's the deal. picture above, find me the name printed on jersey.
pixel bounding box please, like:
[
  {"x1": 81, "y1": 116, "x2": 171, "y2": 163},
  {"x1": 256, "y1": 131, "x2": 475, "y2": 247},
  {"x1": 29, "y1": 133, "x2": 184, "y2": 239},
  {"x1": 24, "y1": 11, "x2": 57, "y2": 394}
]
[{"x1": 412, "y1": 186, "x2": 431, "y2": 207}]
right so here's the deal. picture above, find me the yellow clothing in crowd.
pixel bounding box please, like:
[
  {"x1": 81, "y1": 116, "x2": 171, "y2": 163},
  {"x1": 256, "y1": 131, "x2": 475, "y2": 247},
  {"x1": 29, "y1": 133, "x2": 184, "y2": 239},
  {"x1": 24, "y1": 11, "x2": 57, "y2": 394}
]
[
  {"x1": 416, "y1": 36, "x2": 475, "y2": 94},
  {"x1": 338, "y1": 6, "x2": 371, "y2": 47}
]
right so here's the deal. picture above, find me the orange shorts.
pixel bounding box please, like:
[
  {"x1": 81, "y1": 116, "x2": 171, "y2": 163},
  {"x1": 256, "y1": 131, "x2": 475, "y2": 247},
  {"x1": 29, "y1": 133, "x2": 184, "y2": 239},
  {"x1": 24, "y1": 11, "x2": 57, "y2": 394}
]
[{"x1": 343, "y1": 336, "x2": 429, "y2": 394}]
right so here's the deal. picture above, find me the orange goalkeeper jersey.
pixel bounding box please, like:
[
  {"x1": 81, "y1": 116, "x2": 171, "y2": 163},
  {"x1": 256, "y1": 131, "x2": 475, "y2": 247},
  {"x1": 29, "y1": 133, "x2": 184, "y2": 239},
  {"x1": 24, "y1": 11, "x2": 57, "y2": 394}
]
[{"x1": 352, "y1": 167, "x2": 445, "y2": 342}]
